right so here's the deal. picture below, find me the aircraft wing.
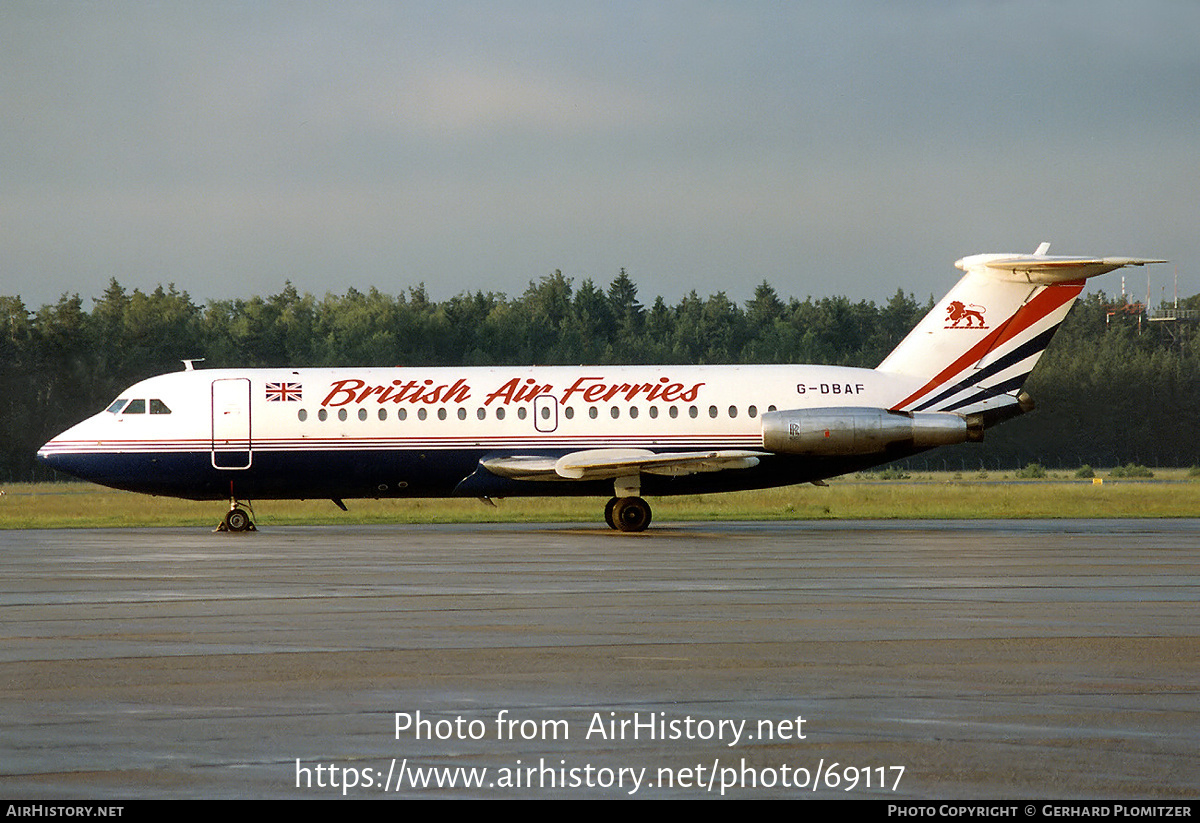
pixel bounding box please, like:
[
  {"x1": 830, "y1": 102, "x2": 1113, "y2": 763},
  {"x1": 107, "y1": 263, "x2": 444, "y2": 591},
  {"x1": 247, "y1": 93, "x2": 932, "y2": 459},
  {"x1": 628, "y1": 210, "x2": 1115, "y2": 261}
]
[{"x1": 480, "y1": 448, "x2": 769, "y2": 482}]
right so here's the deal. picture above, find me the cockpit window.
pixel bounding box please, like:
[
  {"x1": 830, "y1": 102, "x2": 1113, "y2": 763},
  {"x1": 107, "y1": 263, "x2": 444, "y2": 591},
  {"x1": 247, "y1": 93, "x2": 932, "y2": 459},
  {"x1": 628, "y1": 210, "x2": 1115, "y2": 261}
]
[
  {"x1": 150, "y1": 399, "x2": 172, "y2": 414},
  {"x1": 106, "y1": 399, "x2": 129, "y2": 414},
  {"x1": 124, "y1": 399, "x2": 146, "y2": 414}
]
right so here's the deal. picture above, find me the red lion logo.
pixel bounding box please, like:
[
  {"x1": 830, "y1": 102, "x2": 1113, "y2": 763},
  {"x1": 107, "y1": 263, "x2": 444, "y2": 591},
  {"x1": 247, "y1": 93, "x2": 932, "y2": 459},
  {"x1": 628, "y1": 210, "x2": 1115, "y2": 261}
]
[{"x1": 945, "y1": 301, "x2": 987, "y2": 328}]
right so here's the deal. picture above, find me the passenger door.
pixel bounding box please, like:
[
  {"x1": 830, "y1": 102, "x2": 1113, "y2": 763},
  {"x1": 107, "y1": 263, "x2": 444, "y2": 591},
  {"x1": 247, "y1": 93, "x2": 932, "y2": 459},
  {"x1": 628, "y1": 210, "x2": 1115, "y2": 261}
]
[{"x1": 211, "y1": 378, "x2": 252, "y2": 469}]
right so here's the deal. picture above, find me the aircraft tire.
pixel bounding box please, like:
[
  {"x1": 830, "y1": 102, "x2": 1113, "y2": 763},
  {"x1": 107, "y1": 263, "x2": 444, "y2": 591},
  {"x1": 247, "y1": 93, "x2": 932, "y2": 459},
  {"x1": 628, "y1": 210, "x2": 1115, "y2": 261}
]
[
  {"x1": 612, "y1": 497, "x2": 651, "y2": 533},
  {"x1": 604, "y1": 497, "x2": 618, "y2": 529},
  {"x1": 224, "y1": 507, "x2": 252, "y2": 532}
]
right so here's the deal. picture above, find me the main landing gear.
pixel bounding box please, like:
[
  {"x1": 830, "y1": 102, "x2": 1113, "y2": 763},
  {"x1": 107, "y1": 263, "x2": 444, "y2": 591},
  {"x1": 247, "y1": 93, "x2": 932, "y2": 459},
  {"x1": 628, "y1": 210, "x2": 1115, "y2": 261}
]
[
  {"x1": 215, "y1": 499, "x2": 256, "y2": 532},
  {"x1": 603, "y1": 475, "x2": 652, "y2": 532},
  {"x1": 604, "y1": 496, "x2": 652, "y2": 532}
]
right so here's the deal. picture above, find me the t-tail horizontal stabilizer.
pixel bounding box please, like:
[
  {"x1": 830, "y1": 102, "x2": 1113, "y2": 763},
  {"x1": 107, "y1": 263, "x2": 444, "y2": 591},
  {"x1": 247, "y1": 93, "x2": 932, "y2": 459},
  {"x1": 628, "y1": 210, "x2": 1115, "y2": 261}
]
[{"x1": 878, "y1": 244, "x2": 1166, "y2": 417}]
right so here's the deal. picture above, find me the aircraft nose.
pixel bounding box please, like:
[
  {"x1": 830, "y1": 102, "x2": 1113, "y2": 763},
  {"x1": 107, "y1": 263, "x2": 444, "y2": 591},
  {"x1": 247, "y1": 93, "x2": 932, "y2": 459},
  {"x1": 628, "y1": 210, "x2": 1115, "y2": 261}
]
[
  {"x1": 37, "y1": 432, "x2": 83, "y2": 478},
  {"x1": 37, "y1": 437, "x2": 64, "y2": 469}
]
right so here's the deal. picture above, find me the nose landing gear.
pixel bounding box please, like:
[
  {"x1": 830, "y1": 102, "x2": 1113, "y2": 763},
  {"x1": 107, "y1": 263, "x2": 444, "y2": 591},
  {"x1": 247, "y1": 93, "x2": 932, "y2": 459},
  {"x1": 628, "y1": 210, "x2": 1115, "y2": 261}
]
[{"x1": 215, "y1": 500, "x2": 256, "y2": 532}]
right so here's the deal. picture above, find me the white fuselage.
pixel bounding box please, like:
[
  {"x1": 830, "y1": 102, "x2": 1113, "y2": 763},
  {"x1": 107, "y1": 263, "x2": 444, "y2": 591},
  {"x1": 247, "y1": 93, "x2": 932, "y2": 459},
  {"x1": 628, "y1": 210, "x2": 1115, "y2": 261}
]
[{"x1": 38, "y1": 363, "x2": 921, "y2": 501}]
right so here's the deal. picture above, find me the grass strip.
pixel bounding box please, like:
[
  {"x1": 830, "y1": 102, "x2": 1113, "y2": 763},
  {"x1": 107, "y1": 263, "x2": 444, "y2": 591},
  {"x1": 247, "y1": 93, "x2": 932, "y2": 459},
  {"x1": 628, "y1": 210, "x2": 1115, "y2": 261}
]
[{"x1": 2, "y1": 472, "x2": 1197, "y2": 529}]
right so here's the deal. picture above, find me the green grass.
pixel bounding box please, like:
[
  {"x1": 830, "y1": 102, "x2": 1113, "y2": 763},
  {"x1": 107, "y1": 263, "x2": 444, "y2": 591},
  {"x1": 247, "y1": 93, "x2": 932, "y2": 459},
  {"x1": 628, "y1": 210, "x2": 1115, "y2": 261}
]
[{"x1": 3, "y1": 471, "x2": 1198, "y2": 529}]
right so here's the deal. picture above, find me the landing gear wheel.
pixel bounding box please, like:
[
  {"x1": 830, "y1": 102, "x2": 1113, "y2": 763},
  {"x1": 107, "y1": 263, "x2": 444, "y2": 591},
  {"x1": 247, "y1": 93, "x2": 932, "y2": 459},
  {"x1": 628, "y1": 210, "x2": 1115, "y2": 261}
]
[
  {"x1": 611, "y1": 496, "x2": 651, "y2": 533},
  {"x1": 221, "y1": 507, "x2": 254, "y2": 532},
  {"x1": 604, "y1": 496, "x2": 618, "y2": 529}
]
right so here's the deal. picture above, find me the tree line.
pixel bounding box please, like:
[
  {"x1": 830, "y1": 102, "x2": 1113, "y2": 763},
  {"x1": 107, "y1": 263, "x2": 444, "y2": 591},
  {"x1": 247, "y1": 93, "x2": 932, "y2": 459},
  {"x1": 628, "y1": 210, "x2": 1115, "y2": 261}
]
[{"x1": 3, "y1": 270, "x2": 1198, "y2": 481}]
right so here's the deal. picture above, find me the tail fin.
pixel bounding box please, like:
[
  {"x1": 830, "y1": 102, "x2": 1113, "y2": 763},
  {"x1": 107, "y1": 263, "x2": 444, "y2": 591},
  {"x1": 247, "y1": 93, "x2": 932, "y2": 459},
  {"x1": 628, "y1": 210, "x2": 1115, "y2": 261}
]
[{"x1": 878, "y1": 245, "x2": 1165, "y2": 417}]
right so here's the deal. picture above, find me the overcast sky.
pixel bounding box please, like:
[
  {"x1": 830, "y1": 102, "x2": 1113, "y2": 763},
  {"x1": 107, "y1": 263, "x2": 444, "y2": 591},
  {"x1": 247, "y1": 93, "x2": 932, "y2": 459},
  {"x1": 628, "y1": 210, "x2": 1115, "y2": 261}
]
[{"x1": 4, "y1": 1, "x2": 1197, "y2": 312}]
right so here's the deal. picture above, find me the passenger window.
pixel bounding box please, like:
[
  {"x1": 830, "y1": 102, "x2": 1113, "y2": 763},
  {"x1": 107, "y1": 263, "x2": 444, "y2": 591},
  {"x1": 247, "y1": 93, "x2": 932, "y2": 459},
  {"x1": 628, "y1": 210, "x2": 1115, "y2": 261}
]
[
  {"x1": 338, "y1": 408, "x2": 348, "y2": 421},
  {"x1": 378, "y1": 409, "x2": 387, "y2": 421},
  {"x1": 150, "y1": 399, "x2": 171, "y2": 414},
  {"x1": 669, "y1": 406, "x2": 678, "y2": 419},
  {"x1": 708, "y1": 405, "x2": 718, "y2": 418},
  {"x1": 629, "y1": 406, "x2": 638, "y2": 419},
  {"x1": 649, "y1": 406, "x2": 658, "y2": 419},
  {"x1": 688, "y1": 405, "x2": 698, "y2": 419},
  {"x1": 748, "y1": 405, "x2": 757, "y2": 418},
  {"x1": 588, "y1": 406, "x2": 598, "y2": 419},
  {"x1": 564, "y1": 407, "x2": 574, "y2": 420},
  {"x1": 438, "y1": 408, "x2": 447, "y2": 421},
  {"x1": 298, "y1": 409, "x2": 308, "y2": 422},
  {"x1": 418, "y1": 408, "x2": 427, "y2": 420},
  {"x1": 397, "y1": 408, "x2": 407, "y2": 421},
  {"x1": 458, "y1": 408, "x2": 467, "y2": 420},
  {"x1": 477, "y1": 408, "x2": 486, "y2": 420},
  {"x1": 358, "y1": 408, "x2": 368, "y2": 421},
  {"x1": 610, "y1": 406, "x2": 620, "y2": 419},
  {"x1": 496, "y1": 407, "x2": 505, "y2": 420},
  {"x1": 728, "y1": 405, "x2": 737, "y2": 419},
  {"x1": 124, "y1": 399, "x2": 146, "y2": 414},
  {"x1": 318, "y1": 409, "x2": 328, "y2": 421},
  {"x1": 517, "y1": 407, "x2": 527, "y2": 420}
]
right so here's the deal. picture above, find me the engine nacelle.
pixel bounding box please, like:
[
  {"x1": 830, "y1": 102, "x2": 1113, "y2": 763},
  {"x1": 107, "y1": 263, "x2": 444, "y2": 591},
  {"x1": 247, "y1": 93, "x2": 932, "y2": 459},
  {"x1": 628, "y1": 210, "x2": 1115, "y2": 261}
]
[{"x1": 762, "y1": 407, "x2": 983, "y2": 456}]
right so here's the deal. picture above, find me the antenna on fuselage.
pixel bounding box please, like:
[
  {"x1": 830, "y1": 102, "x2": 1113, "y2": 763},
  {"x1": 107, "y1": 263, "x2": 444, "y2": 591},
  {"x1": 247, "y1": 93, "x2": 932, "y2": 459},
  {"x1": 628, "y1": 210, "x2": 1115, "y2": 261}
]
[{"x1": 182, "y1": 358, "x2": 206, "y2": 371}]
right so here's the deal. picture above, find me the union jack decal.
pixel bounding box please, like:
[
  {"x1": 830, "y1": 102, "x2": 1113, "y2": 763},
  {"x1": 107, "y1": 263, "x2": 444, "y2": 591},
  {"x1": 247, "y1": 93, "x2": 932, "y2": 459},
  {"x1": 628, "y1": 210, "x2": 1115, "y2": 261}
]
[{"x1": 265, "y1": 382, "x2": 302, "y2": 402}]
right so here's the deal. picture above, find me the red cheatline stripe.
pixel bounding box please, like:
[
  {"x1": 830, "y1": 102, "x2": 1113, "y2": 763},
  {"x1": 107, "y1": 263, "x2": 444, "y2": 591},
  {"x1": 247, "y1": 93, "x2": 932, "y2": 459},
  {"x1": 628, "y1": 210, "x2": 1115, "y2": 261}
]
[
  {"x1": 890, "y1": 281, "x2": 1083, "y2": 411},
  {"x1": 44, "y1": 435, "x2": 763, "y2": 453}
]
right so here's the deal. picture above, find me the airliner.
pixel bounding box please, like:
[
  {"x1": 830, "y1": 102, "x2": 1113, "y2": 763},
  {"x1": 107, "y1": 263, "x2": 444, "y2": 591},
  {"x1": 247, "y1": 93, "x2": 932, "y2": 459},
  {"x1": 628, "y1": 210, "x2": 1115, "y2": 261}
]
[{"x1": 37, "y1": 246, "x2": 1164, "y2": 532}]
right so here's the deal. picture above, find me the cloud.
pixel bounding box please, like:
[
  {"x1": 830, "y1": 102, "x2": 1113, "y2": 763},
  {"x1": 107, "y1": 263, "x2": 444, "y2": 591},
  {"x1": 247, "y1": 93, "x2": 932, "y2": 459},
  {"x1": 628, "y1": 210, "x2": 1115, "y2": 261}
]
[
  {"x1": 2, "y1": 1, "x2": 1197, "y2": 310},
  {"x1": 392, "y1": 66, "x2": 662, "y2": 138}
]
